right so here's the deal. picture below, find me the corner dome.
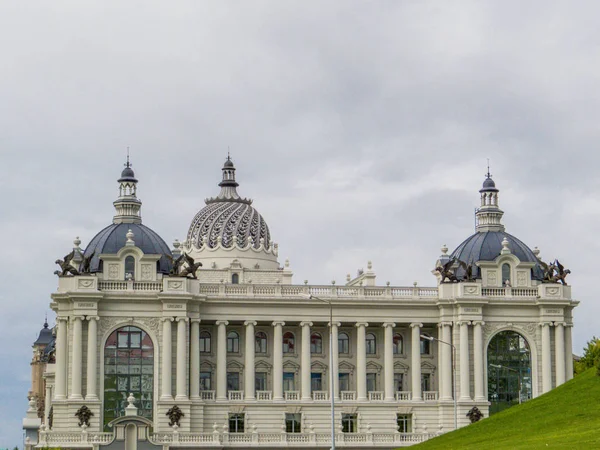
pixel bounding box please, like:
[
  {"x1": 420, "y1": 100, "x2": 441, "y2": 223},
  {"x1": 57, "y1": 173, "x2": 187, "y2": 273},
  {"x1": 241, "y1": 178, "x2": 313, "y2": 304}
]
[
  {"x1": 33, "y1": 319, "x2": 53, "y2": 346},
  {"x1": 83, "y1": 223, "x2": 172, "y2": 273},
  {"x1": 450, "y1": 231, "x2": 544, "y2": 280}
]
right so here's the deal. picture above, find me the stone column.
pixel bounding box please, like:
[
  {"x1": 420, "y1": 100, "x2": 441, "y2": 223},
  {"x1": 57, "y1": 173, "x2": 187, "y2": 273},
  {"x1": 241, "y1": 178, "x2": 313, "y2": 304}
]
[
  {"x1": 383, "y1": 322, "x2": 396, "y2": 401},
  {"x1": 331, "y1": 322, "x2": 341, "y2": 400},
  {"x1": 541, "y1": 322, "x2": 552, "y2": 393},
  {"x1": 176, "y1": 318, "x2": 189, "y2": 400},
  {"x1": 442, "y1": 323, "x2": 454, "y2": 400},
  {"x1": 86, "y1": 316, "x2": 99, "y2": 401},
  {"x1": 216, "y1": 320, "x2": 229, "y2": 401},
  {"x1": 272, "y1": 321, "x2": 285, "y2": 401},
  {"x1": 565, "y1": 324, "x2": 574, "y2": 381},
  {"x1": 190, "y1": 319, "x2": 201, "y2": 399},
  {"x1": 44, "y1": 381, "x2": 52, "y2": 424},
  {"x1": 300, "y1": 321, "x2": 313, "y2": 400},
  {"x1": 245, "y1": 321, "x2": 257, "y2": 400},
  {"x1": 459, "y1": 321, "x2": 471, "y2": 401},
  {"x1": 437, "y1": 323, "x2": 450, "y2": 401},
  {"x1": 356, "y1": 322, "x2": 368, "y2": 401},
  {"x1": 69, "y1": 316, "x2": 84, "y2": 400},
  {"x1": 54, "y1": 317, "x2": 68, "y2": 400},
  {"x1": 473, "y1": 321, "x2": 485, "y2": 401},
  {"x1": 410, "y1": 323, "x2": 423, "y2": 401},
  {"x1": 555, "y1": 322, "x2": 566, "y2": 387},
  {"x1": 161, "y1": 318, "x2": 173, "y2": 400}
]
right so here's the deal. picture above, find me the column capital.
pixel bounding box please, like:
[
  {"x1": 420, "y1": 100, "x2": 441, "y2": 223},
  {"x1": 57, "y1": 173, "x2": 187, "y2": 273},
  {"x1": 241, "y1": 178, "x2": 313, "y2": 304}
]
[
  {"x1": 355, "y1": 322, "x2": 369, "y2": 328},
  {"x1": 329, "y1": 321, "x2": 341, "y2": 327},
  {"x1": 86, "y1": 315, "x2": 100, "y2": 321},
  {"x1": 300, "y1": 321, "x2": 313, "y2": 327},
  {"x1": 57, "y1": 316, "x2": 69, "y2": 323},
  {"x1": 215, "y1": 320, "x2": 229, "y2": 326},
  {"x1": 472, "y1": 320, "x2": 485, "y2": 326},
  {"x1": 409, "y1": 322, "x2": 423, "y2": 329},
  {"x1": 437, "y1": 321, "x2": 453, "y2": 328},
  {"x1": 539, "y1": 321, "x2": 553, "y2": 327},
  {"x1": 190, "y1": 318, "x2": 202, "y2": 324},
  {"x1": 457, "y1": 320, "x2": 472, "y2": 326},
  {"x1": 244, "y1": 320, "x2": 257, "y2": 327},
  {"x1": 161, "y1": 317, "x2": 174, "y2": 323},
  {"x1": 176, "y1": 317, "x2": 189, "y2": 323},
  {"x1": 272, "y1": 321, "x2": 286, "y2": 327},
  {"x1": 382, "y1": 322, "x2": 396, "y2": 328},
  {"x1": 565, "y1": 322, "x2": 574, "y2": 328},
  {"x1": 72, "y1": 315, "x2": 85, "y2": 321},
  {"x1": 553, "y1": 321, "x2": 567, "y2": 327}
]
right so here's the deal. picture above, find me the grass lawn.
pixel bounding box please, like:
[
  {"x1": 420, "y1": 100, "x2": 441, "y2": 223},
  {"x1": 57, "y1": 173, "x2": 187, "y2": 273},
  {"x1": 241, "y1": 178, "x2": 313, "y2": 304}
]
[{"x1": 412, "y1": 368, "x2": 600, "y2": 450}]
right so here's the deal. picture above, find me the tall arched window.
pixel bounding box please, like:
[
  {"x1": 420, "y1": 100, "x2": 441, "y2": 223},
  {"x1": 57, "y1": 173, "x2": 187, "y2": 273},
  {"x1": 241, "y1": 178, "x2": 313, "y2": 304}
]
[
  {"x1": 338, "y1": 332, "x2": 350, "y2": 354},
  {"x1": 283, "y1": 332, "x2": 295, "y2": 353},
  {"x1": 366, "y1": 333, "x2": 377, "y2": 354},
  {"x1": 232, "y1": 273, "x2": 239, "y2": 284},
  {"x1": 502, "y1": 264, "x2": 511, "y2": 286},
  {"x1": 227, "y1": 331, "x2": 240, "y2": 353},
  {"x1": 104, "y1": 326, "x2": 153, "y2": 430},
  {"x1": 255, "y1": 331, "x2": 267, "y2": 353},
  {"x1": 393, "y1": 334, "x2": 403, "y2": 354},
  {"x1": 199, "y1": 331, "x2": 211, "y2": 353},
  {"x1": 124, "y1": 256, "x2": 135, "y2": 280},
  {"x1": 311, "y1": 333, "x2": 322, "y2": 354}
]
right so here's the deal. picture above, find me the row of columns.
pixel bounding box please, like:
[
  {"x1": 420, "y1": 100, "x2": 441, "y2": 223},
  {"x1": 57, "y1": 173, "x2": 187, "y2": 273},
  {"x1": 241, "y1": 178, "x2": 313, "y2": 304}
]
[
  {"x1": 161, "y1": 317, "x2": 190, "y2": 401},
  {"x1": 541, "y1": 321, "x2": 570, "y2": 393}
]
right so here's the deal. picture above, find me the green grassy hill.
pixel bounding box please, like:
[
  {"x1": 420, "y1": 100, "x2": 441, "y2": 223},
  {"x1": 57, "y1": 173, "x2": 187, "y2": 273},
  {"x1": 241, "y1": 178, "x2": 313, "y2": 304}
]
[{"x1": 413, "y1": 368, "x2": 600, "y2": 450}]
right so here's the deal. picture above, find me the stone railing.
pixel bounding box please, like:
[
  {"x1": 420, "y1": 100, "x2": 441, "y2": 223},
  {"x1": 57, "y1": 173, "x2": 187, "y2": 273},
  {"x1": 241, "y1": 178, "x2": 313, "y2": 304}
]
[
  {"x1": 395, "y1": 391, "x2": 412, "y2": 401},
  {"x1": 312, "y1": 391, "x2": 329, "y2": 401},
  {"x1": 423, "y1": 391, "x2": 438, "y2": 401},
  {"x1": 98, "y1": 280, "x2": 162, "y2": 292},
  {"x1": 284, "y1": 391, "x2": 300, "y2": 401},
  {"x1": 228, "y1": 390, "x2": 244, "y2": 401},
  {"x1": 39, "y1": 430, "x2": 114, "y2": 447},
  {"x1": 256, "y1": 390, "x2": 272, "y2": 401},
  {"x1": 200, "y1": 390, "x2": 215, "y2": 401},
  {"x1": 368, "y1": 391, "x2": 384, "y2": 401},
  {"x1": 341, "y1": 391, "x2": 356, "y2": 401}
]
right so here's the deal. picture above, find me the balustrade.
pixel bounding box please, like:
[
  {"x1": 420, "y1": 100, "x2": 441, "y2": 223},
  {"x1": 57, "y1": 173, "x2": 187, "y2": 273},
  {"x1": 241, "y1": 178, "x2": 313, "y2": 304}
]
[
  {"x1": 423, "y1": 391, "x2": 439, "y2": 401},
  {"x1": 341, "y1": 391, "x2": 356, "y2": 401},
  {"x1": 395, "y1": 391, "x2": 412, "y2": 401},
  {"x1": 312, "y1": 390, "x2": 329, "y2": 401},
  {"x1": 284, "y1": 390, "x2": 300, "y2": 401},
  {"x1": 368, "y1": 391, "x2": 384, "y2": 401},
  {"x1": 200, "y1": 390, "x2": 215, "y2": 401},
  {"x1": 256, "y1": 390, "x2": 272, "y2": 400},
  {"x1": 228, "y1": 390, "x2": 244, "y2": 401}
]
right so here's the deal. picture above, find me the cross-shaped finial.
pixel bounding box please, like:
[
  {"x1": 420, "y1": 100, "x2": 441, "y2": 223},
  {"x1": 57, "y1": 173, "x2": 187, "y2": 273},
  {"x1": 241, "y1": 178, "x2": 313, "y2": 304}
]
[
  {"x1": 485, "y1": 158, "x2": 492, "y2": 179},
  {"x1": 125, "y1": 147, "x2": 132, "y2": 168}
]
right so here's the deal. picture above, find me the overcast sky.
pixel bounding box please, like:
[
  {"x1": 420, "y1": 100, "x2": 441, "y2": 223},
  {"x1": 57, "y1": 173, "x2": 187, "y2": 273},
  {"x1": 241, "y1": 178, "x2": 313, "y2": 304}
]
[{"x1": 2, "y1": 1, "x2": 600, "y2": 445}]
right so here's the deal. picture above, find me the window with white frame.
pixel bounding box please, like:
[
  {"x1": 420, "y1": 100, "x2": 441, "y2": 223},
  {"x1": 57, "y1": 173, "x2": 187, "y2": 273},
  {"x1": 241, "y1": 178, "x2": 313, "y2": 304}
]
[
  {"x1": 285, "y1": 413, "x2": 302, "y2": 433},
  {"x1": 228, "y1": 413, "x2": 245, "y2": 433},
  {"x1": 366, "y1": 333, "x2": 377, "y2": 354},
  {"x1": 255, "y1": 331, "x2": 268, "y2": 353},
  {"x1": 338, "y1": 332, "x2": 350, "y2": 354},
  {"x1": 341, "y1": 413, "x2": 358, "y2": 433},
  {"x1": 124, "y1": 255, "x2": 135, "y2": 280},
  {"x1": 227, "y1": 331, "x2": 240, "y2": 353},
  {"x1": 199, "y1": 331, "x2": 211, "y2": 353},
  {"x1": 397, "y1": 414, "x2": 412, "y2": 433}
]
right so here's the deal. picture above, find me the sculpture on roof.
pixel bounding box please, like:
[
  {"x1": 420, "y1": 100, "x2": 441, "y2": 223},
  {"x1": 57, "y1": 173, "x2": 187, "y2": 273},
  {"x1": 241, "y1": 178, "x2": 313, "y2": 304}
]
[
  {"x1": 80, "y1": 251, "x2": 95, "y2": 274},
  {"x1": 54, "y1": 250, "x2": 80, "y2": 277},
  {"x1": 554, "y1": 260, "x2": 571, "y2": 286},
  {"x1": 179, "y1": 253, "x2": 202, "y2": 279},
  {"x1": 457, "y1": 259, "x2": 475, "y2": 282},
  {"x1": 538, "y1": 259, "x2": 571, "y2": 285},
  {"x1": 435, "y1": 258, "x2": 458, "y2": 283},
  {"x1": 166, "y1": 254, "x2": 185, "y2": 276}
]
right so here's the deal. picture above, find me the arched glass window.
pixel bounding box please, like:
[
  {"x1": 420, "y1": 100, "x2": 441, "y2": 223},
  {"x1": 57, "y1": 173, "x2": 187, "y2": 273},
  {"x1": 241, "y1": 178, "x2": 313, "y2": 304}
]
[
  {"x1": 393, "y1": 334, "x2": 403, "y2": 355},
  {"x1": 199, "y1": 331, "x2": 211, "y2": 353},
  {"x1": 311, "y1": 333, "x2": 322, "y2": 354},
  {"x1": 366, "y1": 333, "x2": 377, "y2": 354},
  {"x1": 338, "y1": 332, "x2": 350, "y2": 354},
  {"x1": 488, "y1": 330, "x2": 532, "y2": 414},
  {"x1": 104, "y1": 326, "x2": 153, "y2": 430},
  {"x1": 502, "y1": 264, "x2": 511, "y2": 286},
  {"x1": 227, "y1": 331, "x2": 240, "y2": 353},
  {"x1": 124, "y1": 256, "x2": 135, "y2": 280},
  {"x1": 255, "y1": 331, "x2": 267, "y2": 353},
  {"x1": 232, "y1": 273, "x2": 239, "y2": 284},
  {"x1": 283, "y1": 332, "x2": 295, "y2": 353}
]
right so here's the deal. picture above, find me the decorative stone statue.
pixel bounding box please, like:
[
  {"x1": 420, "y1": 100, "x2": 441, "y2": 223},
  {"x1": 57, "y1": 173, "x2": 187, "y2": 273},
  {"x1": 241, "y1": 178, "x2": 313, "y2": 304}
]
[
  {"x1": 554, "y1": 260, "x2": 571, "y2": 286},
  {"x1": 54, "y1": 250, "x2": 80, "y2": 277},
  {"x1": 466, "y1": 406, "x2": 484, "y2": 423},
  {"x1": 179, "y1": 253, "x2": 202, "y2": 279},
  {"x1": 435, "y1": 258, "x2": 458, "y2": 283},
  {"x1": 80, "y1": 251, "x2": 95, "y2": 274},
  {"x1": 166, "y1": 405, "x2": 184, "y2": 427},
  {"x1": 457, "y1": 259, "x2": 474, "y2": 282},
  {"x1": 166, "y1": 254, "x2": 184, "y2": 276},
  {"x1": 75, "y1": 405, "x2": 93, "y2": 427}
]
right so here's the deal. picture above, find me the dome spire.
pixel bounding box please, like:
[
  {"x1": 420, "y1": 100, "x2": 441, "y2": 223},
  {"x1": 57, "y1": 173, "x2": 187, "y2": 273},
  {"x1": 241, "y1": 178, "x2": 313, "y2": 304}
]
[
  {"x1": 475, "y1": 163, "x2": 504, "y2": 232},
  {"x1": 113, "y1": 152, "x2": 142, "y2": 224},
  {"x1": 205, "y1": 155, "x2": 252, "y2": 204}
]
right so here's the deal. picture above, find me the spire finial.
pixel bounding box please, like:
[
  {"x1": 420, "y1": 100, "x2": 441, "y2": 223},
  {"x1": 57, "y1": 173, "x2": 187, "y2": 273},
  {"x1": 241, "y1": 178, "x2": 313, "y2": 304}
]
[
  {"x1": 44, "y1": 314, "x2": 48, "y2": 328},
  {"x1": 125, "y1": 147, "x2": 131, "y2": 169},
  {"x1": 486, "y1": 158, "x2": 492, "y2": 179}
]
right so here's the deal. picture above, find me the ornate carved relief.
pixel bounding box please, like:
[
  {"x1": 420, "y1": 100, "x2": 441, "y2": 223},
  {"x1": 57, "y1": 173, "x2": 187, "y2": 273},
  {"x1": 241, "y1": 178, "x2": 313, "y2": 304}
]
[
  {"x1": 517, "y1": 271, "x2": 527, "y2": 287},
  {"x1": 487, "y1": 271, "x2": 497, "y2": 287},
  {"x1": 141, "y1": 264, "x2": 153, "y2": 280},
  {"x1": 78, "y1": 279, "x2": 95, "y2": 289},
  {"x1": 98, "y1": 316, "x2": 160, "y2": 340},
  {"x1": 483, "y1": 322, "x2": 537, "y2": 341},
  {"x1": 108, "y1": 264, "x2": 119, "y2": 280}
]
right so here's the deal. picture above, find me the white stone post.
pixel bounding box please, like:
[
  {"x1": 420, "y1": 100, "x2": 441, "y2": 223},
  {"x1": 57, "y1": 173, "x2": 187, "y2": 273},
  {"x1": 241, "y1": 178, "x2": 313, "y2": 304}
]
[
  {"x1": 70, "y1": 316, "x2": 84, "y2": 400},
  {"x1": 331, "y1": 322, "x2": 340, "y2": 400},
  {"x1": 555, "y1": 322, "x2": 566, "y2": 387},
  {"x1": 86, "y1": 316, "x2": 99, "y2": 400},
  {"x1": 245, "y1": 321, "x2": 257, "y2": 400},
  {"x1": 541, "y1": 322, "x2": 552, "y2": 393},
  {"x1": 459, "y1": 321, "x2": 471, "y2": 401},
  {"x1": 300, "y1": 321, "x2": 313, "y2": 401},
  {"x1": 190, "y1": 319, "x2": 201, "y2": 399},
  {"x1": 161, "y1": 318, "x2": 173, "y2": 400},
  {"x1": 383, "y1": 322, "x2": 395, "y2": 401},
  {"x1": 54, "y1": 317, "x2": 68, "y2": 400},
  {"x1": 176, "y1": 317, "x2": 189, "y2": 400},
  {"x1": 410, "y1": 323, "x2": 423, "y2": 401},
  {"x1": 44, "y1": 382, "x2": 52, "y2": 425},
  {"x1": 472, "y1": 321, "x2": 485, "y2": 401},
  {"x1": 216, "y1": 320, "x2": 229, "y2": 401},
  {"x1": 438, "y1": 323, "x2": 450, "y2": 401},
  {"x1": 565, "y1": 324, "x2": 574, "y2": 381},
  {"x1": 356, "y1": 322, "x2": 368, "y2": 401},
  {"x1": 272, "y1": 321, "x2": 285, "y2": 401}
]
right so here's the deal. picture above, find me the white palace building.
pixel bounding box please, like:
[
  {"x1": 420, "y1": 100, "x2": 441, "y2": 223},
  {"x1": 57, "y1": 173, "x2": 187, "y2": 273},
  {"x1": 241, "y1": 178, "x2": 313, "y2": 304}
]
[{"x1": 22, "y1": 157, "x2": 578, "y2": 449}]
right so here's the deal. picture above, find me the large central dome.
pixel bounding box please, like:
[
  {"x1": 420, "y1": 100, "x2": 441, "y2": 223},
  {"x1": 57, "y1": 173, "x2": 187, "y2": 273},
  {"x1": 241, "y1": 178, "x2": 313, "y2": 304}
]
[{"x1": 185, "y1": 157, "x2": 278, "y2": 270}]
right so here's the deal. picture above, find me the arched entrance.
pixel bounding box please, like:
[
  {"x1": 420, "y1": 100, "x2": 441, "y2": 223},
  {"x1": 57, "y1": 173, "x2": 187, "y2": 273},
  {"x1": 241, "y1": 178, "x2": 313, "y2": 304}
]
[
  {"x1": 104, "y1": 326, "x2": 154, "y2": 429},
  {"x1": 487, "y1": 330, "x2": 532, "y2": 415}
]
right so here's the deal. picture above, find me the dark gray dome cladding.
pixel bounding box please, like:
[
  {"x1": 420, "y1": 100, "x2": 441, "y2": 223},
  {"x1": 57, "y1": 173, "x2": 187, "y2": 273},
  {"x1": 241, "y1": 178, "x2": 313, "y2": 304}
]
[
  {"x1": 450, "y1": 231, "x2": 544, "y2": 280},
  {"x1": 83, "y1": 223, "x2": 172, "y2": 273}
]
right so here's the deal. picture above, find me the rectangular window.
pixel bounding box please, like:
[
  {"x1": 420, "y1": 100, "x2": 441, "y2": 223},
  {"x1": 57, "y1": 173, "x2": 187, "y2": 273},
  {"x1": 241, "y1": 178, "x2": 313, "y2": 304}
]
[
  {"x1": 283, "y1": 372, "x2": 295, "y2": 392},
  {"x1": 339, "y1": 373, "x2": 350, "y2": 392},
  {"x1": 285, "y1": 413, "x2": 302, "y2": 433},
  {"x1": 366, "y1": 373, "x2": 377, "y2": 393},
  {"x1": 420, "y1": 338, "x2": 431, "y2": 355},
  {"x1": 117, "y1": 332, "x2": 129, "y2": 348},
  {"x1": 200, "y1": 371, "x2": 212, "y2": 391},
  {"x1": 227, "y1": 372, "x2": 239, "y2": 392},
  {"x1": 397, "y1": 414, "x2": 412, "y2": 433},
  {"x1": 255, "y1": 372, "x2": 267, "y2": 391},
  {"x1": 228, "y1": 413, "x2": 245, "y2": 433},
  {"x1": 394, "y1": 373, "x2": 404, "y2": 391},
  {"x1": 129, "y1": 332, "x2": 141, "y2": 348},
  {"x1": 421, "y1": 373, "x2": 431, "y2": 392},
  {"x1": 341, "y1": 413, "x2": 357, "y2": 433},
  {"x1": 311, "y1": 372, "x2": 322, "y2": 392}
]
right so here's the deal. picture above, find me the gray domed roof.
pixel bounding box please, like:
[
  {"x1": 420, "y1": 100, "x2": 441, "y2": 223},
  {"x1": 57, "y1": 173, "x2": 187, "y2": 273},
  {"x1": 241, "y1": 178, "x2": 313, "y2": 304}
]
[
  {"x1": 34, "y1": 320, "x2": 53, "y2": 346},
  {"x1": 450, "y1": 231, "x2": 544, "y2": 280},
  {"x1": 83, "y1": 223, "x2": 172, "y2": 273}
]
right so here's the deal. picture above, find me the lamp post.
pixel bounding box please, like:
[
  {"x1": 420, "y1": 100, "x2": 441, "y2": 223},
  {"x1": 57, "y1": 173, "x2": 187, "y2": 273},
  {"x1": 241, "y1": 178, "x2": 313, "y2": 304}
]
[
  {"x1": 300, "y1": 293, "x2": 335, "y2": 450},
  {"x1": 489, "y1": 363, "x2": 522, "y2": 405},
  {"x1": 421, "y1": 334, "x2": 457, "y2": 430}
]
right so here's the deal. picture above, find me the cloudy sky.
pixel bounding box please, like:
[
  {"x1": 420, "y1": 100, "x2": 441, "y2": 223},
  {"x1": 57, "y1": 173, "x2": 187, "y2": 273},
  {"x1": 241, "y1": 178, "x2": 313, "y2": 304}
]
[{"x1": 2, "y1": 1, "x2": 600, "y2": 445}]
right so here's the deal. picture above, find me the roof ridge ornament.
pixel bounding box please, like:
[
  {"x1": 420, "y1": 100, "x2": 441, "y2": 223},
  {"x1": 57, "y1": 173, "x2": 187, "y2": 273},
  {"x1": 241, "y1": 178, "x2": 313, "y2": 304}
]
[
  {"x1": 475, "y1": 164, "x2": 504, "y2": 232},
  {"x1": 205, "y1": 156, "x2": 253, "y2": 205},
  {"x1": 114, "y1": 153, "x2": 142, "y2": 224}
]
